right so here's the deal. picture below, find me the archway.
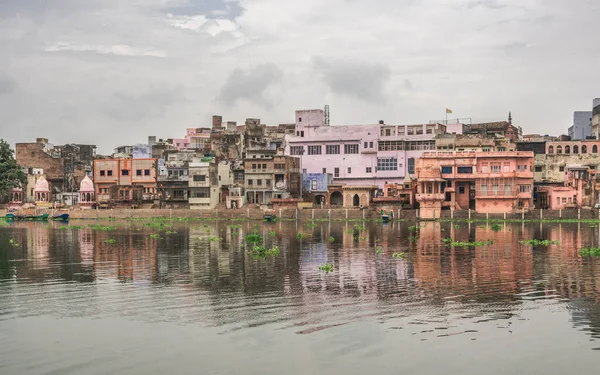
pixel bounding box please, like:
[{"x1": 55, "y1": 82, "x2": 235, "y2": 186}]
[
  {"x1": 548, "y1": 145, "x2": 554, "y2": 154},
  {"x1": 353, "y1": 194, "x2": 360, "y2": 207},
  {"x1": 574, "y1": 145, "x2": 579, "y2": 154},
  {"x1": 314, "y1": 194, "x2": 326, "y2": 206},
  {"x1": 330, "y1": 191, "x2": 343, "y2": 206}
]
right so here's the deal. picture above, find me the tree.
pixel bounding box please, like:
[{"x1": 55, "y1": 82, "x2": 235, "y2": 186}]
[{"x1": 0, "y1": 139, "x2": 26, "y2": 199}]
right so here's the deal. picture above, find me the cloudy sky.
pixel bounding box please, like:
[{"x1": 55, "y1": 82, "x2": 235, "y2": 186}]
[{"x1": 1, "y1": 0, "x2": 599, "y2": 153}]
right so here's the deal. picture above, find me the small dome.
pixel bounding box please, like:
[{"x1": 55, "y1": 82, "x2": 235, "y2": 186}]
[
  {"x1": 34, "y1": 176, "x2": 49, "y2": 192},
  {"x1": 79, "y1": 175, "x2": 94, "y2": 192}
]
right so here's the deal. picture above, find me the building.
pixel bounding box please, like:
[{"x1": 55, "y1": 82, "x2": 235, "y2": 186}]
[
  {"x1": 373, "y1": 176, "x2": 416, "y2": 208},
  {"x1": 188, "y1": 157, "x2": 219, "y2": 209},
  {"x1": 172, "y1": 128, "x2": 211, "y2": 151},
  {"x1": 435, "y1": 133, "x2": 515, "y2": 152},
  {"x1": 244, "y1": 150, "x2": 301, "y2": 205},
  {"x1": 568, "y1": 111, "x2": 593, "y2": 140},
  {"x1": 93, "y1": 158, "x2": 157, "y2": 205},
  {"x1": 537, "y1": 165, "x2": 596, "y2": 209},
  {"x1": 285, "y1": 109, "x2": 446, "y2": 189},
  {"x1": 593, "y1": 99, "x2": 600, "y2": 139},
  {"x1": 302, "y1": 173, "x2": 333, "y2": 206},
  {"x1": 462, "y1": 114, "x2": 521, "y2": 142},
  {"x1": 157, "y1": 151, "x2": 198, "y2": 208},
  {"x1": 415, "y1": 151, "x2": 534, "y2": 218}
]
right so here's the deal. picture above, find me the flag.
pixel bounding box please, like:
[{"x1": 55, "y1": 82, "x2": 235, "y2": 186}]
[{"x1": 446, "y1": 108, "x2": 453, "y2": 114}]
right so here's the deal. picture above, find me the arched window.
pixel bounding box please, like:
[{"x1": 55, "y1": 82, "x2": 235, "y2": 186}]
[
  {"x1": 594, "y1": 145, "x2": 598, "y2": 154},
  {"x1": 573, "y1": 145, "x2": 579, "y2": 154},
  {"x1": 548, "y1": 145, "x2": 554, "y2": 154},
  {"x1": 582, "y1": 145, "x2": 587, "y2": 154},
  {"x1": 565, "y1": 145, "x2": 571, "y2": 154},
  {"x1": 557, "y1": 146, "x2": 563, "y2": 154}
]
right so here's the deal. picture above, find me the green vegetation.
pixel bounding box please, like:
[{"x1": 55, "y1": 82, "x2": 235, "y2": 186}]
[
  {"x1": 307, "y1": 222, "x2": 317, "y2": 228},
  {"x1": 296, "y1": 233, "x2": 305, "y2": 240},
  {"x1": 454, "y1": 224, "x2": 461, "y2": 229},
  {"x1": 8, "y1": 238, "x2": 19, "y2": 247},
  {"x1": 230, "y1": 224, "x2": 241, "y2": 230},
  {"x1": 248, "y1": 245, "x2": 280, "y2": 258},
  {"x1": 149, "y1": 234, "x2": 161, "y2": 239},
  {"x1": 104, "y1": 238, "x2": 116, "y2": 244},
  {"x1": 490, "y1": 224, "x2": 503, "y2": 232},
  {"x1": 375, "y1": 246, "x2": 383, "y2": 255},
  {"x1": 354, "y1": 223, "x2": 366, "y2": 231},
  {"x1": 0, "y1": 139, "x2": 27, "y2": 199},
  {"x1": 165, "y1": 230, "x2": 177, "y2": 235},
  {"x1": 268, "y1": 230, "x2": 276, "y2": 238},
  {"x1": 57, "y1": 226, "x2": 68, "y2": 230},
  {"x1": 392, "y1": 252, "x2": 406, "y2": 259},
  {"x1": 318, "y1": 263, "x2": 334, "y2": 273},
  {"x1": 580, "y1": 248, "x2": 600, "y2": 257},
  {"x1": 520, "y1": 239, "x2": 560, "y2": 246},
  {"x1": 329, "y1": 236, "x2": 335, "y2": 243},
  {"x1": 70, "y1": 225, "x2": 85, "y2": 230},
  {"x1": 209, "y1": 236, "x2": 223, "y2": 242},
  {"x1": 408, "y1": 225, "x2": 416, "y2": 232},
  {"x1": 442, "y1": 238, "x2": 494, "y2": 247},
  {"x1": 89, "y1": 224, "x2": 116, "y2": 231},
  {"x1": 245, "y1": 231, "x2": 263, "y2": 244},
  {"x1": 360, "y1": 236, "x2": 367, "y2": 241}
]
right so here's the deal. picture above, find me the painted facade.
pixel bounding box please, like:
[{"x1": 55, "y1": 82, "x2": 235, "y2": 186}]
[
  {"x1": 416, "y1": 151, "x2": 534, "y2": 218},
  {"x1": 93, "y1": 158, "x2": 157, "y2": 203},
  {"x1": 244, "y1": 152, "x2": 301, "y2": 205},
  {"x1": 285, "y1": 109, "x2": 446, "y2": 189},
  {"x1": 79, "y1": 175, "x2": 95, "y2": 208}
]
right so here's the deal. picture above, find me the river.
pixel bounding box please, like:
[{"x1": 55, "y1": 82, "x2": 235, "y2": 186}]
[{"x1": 1, "y1": 219, "x2": 600, "y2": 374}]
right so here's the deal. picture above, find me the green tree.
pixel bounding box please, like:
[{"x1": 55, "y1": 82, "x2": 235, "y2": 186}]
[{"x1": 0, "y1": 139, "x2": 26, "y2": 199}]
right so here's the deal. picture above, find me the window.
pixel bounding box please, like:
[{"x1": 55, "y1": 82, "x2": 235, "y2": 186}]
[
  {"x1": 195, "y1": 189, "x2": 210, "y2": 198},
  {"x1": 535, "y1": 166, "x2": 543, "y2": 172},
  {"x1": 426, "y1": 128, "x2": 432, "y2": 134},
  {"x1": 107, "y1": 170, "x2": 113, "y2": 176},
  {"x1": 377, "y1": 157, "x2": 398, "y2": 171},
  {"x1": 481, "y1": 165, "x2": 488, "y2": 173},
  {"x1": 257, "y1": 179, "x2": 262, "y2": 186},
  {"x1": 266, "y1": 179, "x2": 271, "y2": 186},
  {"x1": 568, "y1": 197, "x2": 572, "y2": 203},
  {"x1": 262, "y1": 164, "x2": 267, "y2": 169},
  {"x1": 290, "y1": 146, "x2": 304, "y2": 155},
  {"x1": 517, "y1": 165, "x2": 527, "y2": 172},
  {"x1": 348, "y1": 167, "x2": 351, "y2": 174},
  {"x1": 386, "y1": 129, "x2": 391, "y2": 136},
  {"x1": 364, "y1": 142, "x2": 368, "y2": 149},
  {"x1": 491, "y1": 164, "x2": 501, "y2": 173},
  {"x1": 492, "y1": 184, "x2": 499, "y2": 194},
  {"x1": 582, "y1": 145, "x2": 588, "y2": 154},
  {"x1": 480, "y1": 184, "x2": 487, "y2": 195},
  {"x1": 145, "y1": 169, "x2": 150, "y2": 176},
  {"x1": 441, "y1": 166, "x2": 452, "y2": 174},
  {"x1": 574, "y1": 145, "x2": 579, "y2": 154},
  {"x1": 562, "y1": 197, "x2": 567, "y2": 204},
  {"x1": 301, "y1": 131, "x2": 304, "y2": 137},
  {"x1": 366, "y1": 167, "x2": 372, "y2": 173},
  {"x1": 557, "y1": 146, "x2": 562, "y2": 154},
  {"x1": 136, "y1": 169, "x2": 142, "y2": 176},
  {"x1": 326, "y1": 145, "x2": 340, "y2": 154},
  {"x1": 482, "y1": 147, "x2": 491, "y2": 152},
  {"x1": 344, "y1": 144, "x2": 359, "y2": 154},
  {"x1": 248, "y1": 179, "x2": 253, "y2": 186},
  {"x1": 459, "y1": 186, "x2": 465, "y2": 194},
  {"x1": 559, "y1": 166, "x2": 565, "y2": 172},
  {"x1": 334, "y1": 168, "x2": 339, "y2": 177},
  {"x1": 378, "y1": 141, "x2": 404, "y2": 151},
  {"x1": 457, "y1": 166, "x2": 473, "y2": 174},
  {"x1": 369, "y1": 142, "x2": 373, "y2": 148},
  {"x1": 311, "y1": 180, "x2": 317, "y2": 190},
  {"x1": 308, "y1": 145, "x2": 322, "y2": 155},
  {"x1": 594, "y1": 145, "x2": 598, "y2": 154},
  {"x1": 302, "y1": 168, "x2": 307, "y2": 174},
  {"x1": 503, "y1": 164, "x2": 510, "y2": 173},
  {"x1": 121, "y1": 169, "x2": 129, "y2": 176},
  {"x1": 174, "y1": 190, "x2": 185, "y2": 199},
  {"x1": 548, "y1": 145, "x2": 554, "y2": 154},
  {"x1": 100, "y1": 170, "x2": 105, "y2": 176},
  {"x1": 519, "y1": 185, "x2": 531, "y2": 193},
  {"x1": 497, "y1": 147, "x2": 506, "y2": 152},
  {"x1": 504, "y1": 184, "x2": 511, "y2": 195},
  {"x1": 565, "y1": 145, "x2": 571, "y2": 154},
  {"x1": 323, "y1": 168, "x2": 327, "y2": 173},
  {"x1": 298, "y1": 117, "x2": 302, "y2": 122},
  {"x1": 193, "y1": 175, "x2": 206, "y2": 182},
  {"x1": 408, "y1": 158, "x2": 415, "y2": 174}
]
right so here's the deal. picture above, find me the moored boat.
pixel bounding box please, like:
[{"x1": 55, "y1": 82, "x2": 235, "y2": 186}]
[
  {"x1": 5, "y1": 213, "x2": 49, "y2": 221},
  {"x1": 263, "y1": 209, "x2": 276, "y2": 222},
  {"x1": 52, "y1": 213, "x2": 70, "y2": 221},
  {"x1": 381, "y1": 214, "x2": 390, "y2": 223}
]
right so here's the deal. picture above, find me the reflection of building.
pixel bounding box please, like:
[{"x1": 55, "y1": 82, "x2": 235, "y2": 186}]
[{"x1": 416, "y1": 151, "x2": 534, "y2": 217}]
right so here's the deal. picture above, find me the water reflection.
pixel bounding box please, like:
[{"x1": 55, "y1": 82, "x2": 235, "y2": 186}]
[{"x1": 2, "y1": 220, "x2": 600, "y2": 366}]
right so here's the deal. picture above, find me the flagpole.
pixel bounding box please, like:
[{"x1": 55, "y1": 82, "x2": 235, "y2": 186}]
[{"x1": 445, "y1": 110, "x2": 448, "y2": 125}]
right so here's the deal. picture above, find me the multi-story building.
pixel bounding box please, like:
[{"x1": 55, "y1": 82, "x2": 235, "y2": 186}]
[
  {"x1": 244, "y1": 150, "x2": 301, "y2": 205},
  {"x1": 172, "y1": 128, "x2": 211, "y2": 151},
  {"x1": 285, "y1": 109, "x2": 446, "y2": 189},
  {"x1": 462, "y1": 115, "x2": 521, "y2": 142},
  {"x1": 188, "y1": 157, "x2": 218, "y2": 209},
  {"x1": 435, "y1": 133, "x2": 515, "y2": 152},
  {"x1": 93, "y1": 158, "x2": 157, "y2": 204},
  {"x1": 593, "y1": 99, "x2": 600, "y2": 139},
  {"x1": 415, "y1": 151, "x2": 534, "y2": 218},
  {"x1": 568, "y1": 111, "x2": 593, "y2": 140},
  {"x1": 157, "y1": 150, "x2": 199, "y2": 208}
]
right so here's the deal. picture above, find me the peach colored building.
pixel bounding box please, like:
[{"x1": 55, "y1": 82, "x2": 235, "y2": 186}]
[
  {"x1": 93, "y1": 158, "x2": 157, "y2": 203},
  {"x1": 537, "y1": 165, "x2": 596, "y2": 209},
  {"x1": 416, "y1": 151, "x2": 534, "y2": 218}
]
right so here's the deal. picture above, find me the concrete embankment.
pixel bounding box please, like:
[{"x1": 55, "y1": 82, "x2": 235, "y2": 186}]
[{"x1": 2, "y1": 207, "x2": 600, "y2": 222}]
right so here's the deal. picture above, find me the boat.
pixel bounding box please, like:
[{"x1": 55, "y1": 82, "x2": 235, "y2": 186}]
[
  {"x1": 5, "y1": 213, "x2": 49, "y2": 221},
  {"x1": 52, "y1": 213, "x2": 70, "y2": 221},
  {"x1": 381, "y1": 214, "x2": 390, "y2": 223},
  {"x1": 263, "y1": 209, "x2": 276, "y2": 222}
]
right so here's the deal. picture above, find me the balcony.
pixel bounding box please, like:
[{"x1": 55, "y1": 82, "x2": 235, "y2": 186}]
[
  {"x1": 361, "y1": 149, "x2": 377, "y2": 154},
  {"x1": 416, "y1": 193, "x2": 445, "y2": 201},
  {"x1": 158, "y1": 175, "x2": 189, "y2": 182}
]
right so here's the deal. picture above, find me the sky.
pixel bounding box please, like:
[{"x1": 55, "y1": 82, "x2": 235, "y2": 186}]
[{"x1": 0, "y1": 0, "x2": 599, "y2": 154}]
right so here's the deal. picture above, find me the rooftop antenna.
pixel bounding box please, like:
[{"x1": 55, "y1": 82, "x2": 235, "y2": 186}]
[{"x1": 324, "y1": 104, "x2": 330, "y2": 126}]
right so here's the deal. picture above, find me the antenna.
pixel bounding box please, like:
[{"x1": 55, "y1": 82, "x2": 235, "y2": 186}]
[{"x1": 324, "y1": 104, "x2": 330, "y2": 126}]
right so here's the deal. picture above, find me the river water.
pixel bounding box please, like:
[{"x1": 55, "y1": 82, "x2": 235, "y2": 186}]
[{"x1": 1, "y1": 219, "x2": 600, "y2": 374}]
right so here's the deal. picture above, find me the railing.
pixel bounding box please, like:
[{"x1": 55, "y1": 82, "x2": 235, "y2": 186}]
[
  {"x1": 158, "y1": 175, "x2": 189, "y2": 182},
  {"x1": 416, "y1": 193, "x2": 445, "y2": 201}
]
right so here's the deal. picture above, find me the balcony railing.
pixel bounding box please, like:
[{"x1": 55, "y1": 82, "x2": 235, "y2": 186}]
[
  {"x1": 158, "y1": 175, "x2": 189, "y2": 182},
  {"x1": 416, "y1": 193, "x2": 445, "y2": 201}
]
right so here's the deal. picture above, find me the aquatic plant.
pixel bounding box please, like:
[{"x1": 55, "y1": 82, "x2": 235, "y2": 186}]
[
  {"x1": 347, "y1": 229, "x2": 355, "y2": 234},
  {"x1": 230, "y1": 224, "x2": 242, "y2": 230},
  {"x1": 442, "y1": 238, "x2": 494, "y2": 247},
  {"x1": 360, "y1": 236, "x2": 367, "y2": 241},
  {"x1": 580, "y1": 247, "x2": 600, "y2": 257},
  {"x1": 490, "y1": 224, "x2": 503, "y2": 232},
  {"x1": 329, "y1": 236, "x2": 335, "y2": 243},
  {"x1": 408, "y1": 225, "x2": 416, "y2": 232},
  {"x1": 209, "y1": 236, "x2": 223, "y2": 242},
  {"x1": 354, "y1": 224, "x2": 366, "y2": 231},
  {"x1": 88, "y1": 224, "x2": 116, "y2": 231},
  {"x1": 8, "y1": 238, "x2": 19, "y2": 247},
  {"x1": 375, "y1": 246, "x2": 383, "y2": 255},
  {"x1": 70, "y1": 225, "x2": 85, "y2": 230},
  {"x1": 104, "y1": 238, "x2": 116, "y2": 244},
  {"x1": 165, "y1": 230, "x2": 177, "y2": 235},
  {"x1": 231, "y1": 231, "x2": 239, "y2": 235},
  {"x1": 268, "y1": 230, "x2": 276, "y2": 238},
  {"x1": 248, "y1": 245, "x2": 280, "y2": 258},
  {"x1": 454, "y1": 225, "x2": 461, "y2": 229},
  {"x1": 245, "y1": 231, "x2": 263, "y2": 244},
  {"x1": 149, "y1": 234, "x2": 161, "y2": 239},
  {"x1": 318, "y1": 263, "x2": 334, "y2": 273},
  {"x1": 307, "y1": 222, "x2": 317, "y2": 228},
  {"x1": 57, "y1": 226, "x2": 68, "y2": 230},
  {"x1": 520, "y1": 239, "x2": 560, "y2": 246},
  {"x1": 296, "y1": 233, "x2": 305, "y2": 240},
  {"x1": 392, "y1": 252, "x2": 405, "y2": 259}
]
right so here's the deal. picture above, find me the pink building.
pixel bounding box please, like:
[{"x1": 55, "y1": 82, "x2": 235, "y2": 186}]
[
  {"x1": 416, "y1": 151, "x2": 534, "y2": 218},
  {"x1": 173, "y1": 128, "x2": 211, "y2": 151},
  {"x1": 284, "y1": 109, "x2": 446, "y2": 190},
  {"x1": 537, "y1": 165, "x2": 596, "y2": 209}
]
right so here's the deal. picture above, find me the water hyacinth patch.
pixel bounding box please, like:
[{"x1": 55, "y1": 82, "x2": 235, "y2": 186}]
[
  {"x1": 319, "y1": 264, "x2": 334, "y2": 273},
  {"x1": 490, "y1": 224, "x2": 503, "y2": 232},
  {"x1": 329, "y1": 236, "x2": 335, "y2": 243},
  {"x1": 268, "y1": 231, "x2": 276, "y2": 238},
  {"x1": 579, "y1": 247, "x2": 600, "y2": 257},
  {"x1": 104, "y1": 238, "x2": 116, "y2": 244},
  {"x1": 248, "y1": 245, "x2": 280, "y2": 258},
  {"x1": 520, "y1": 239, "x2": 560, "y2": 246},
  {"x1": 442, "y1": 238, "x2": 494, "y2": 247},
  {"x1": 245, "y1": 231, "x2": 263, "y2": 244},
  {"x1": 392, "y1": 252, "x2": 405, "y2": 259},
  {"x1": 296, "y1": 233, "x2": 305, "y2": 240}
]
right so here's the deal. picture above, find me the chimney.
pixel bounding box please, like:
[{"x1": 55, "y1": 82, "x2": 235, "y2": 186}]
[
  {"x1": 379, "y1": 120, "x2": 384, "y2": 125},
  {"x1": 212, "y1": 115, "x2": 223, "y2": 130}
]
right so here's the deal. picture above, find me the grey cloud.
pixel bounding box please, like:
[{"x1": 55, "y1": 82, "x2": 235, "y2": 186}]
[
  {"x1": 467, "y1": 0, "x2": 508, "y2": 10},
  {"x1": 103, "y1": 86, "x2": 184, "y2": 122},
  {"x1": 216, "y1": 63, "x2": 283, "y2": 109},
  {"x1": 163, "y1": 0, "x2": 243, "y2": 18},
  {"x1": 312, "y1": 57, "x2": 392, "y2": 103},
  {"x1": 0, "y1": 73, "x2": 17, "y2": 95}
]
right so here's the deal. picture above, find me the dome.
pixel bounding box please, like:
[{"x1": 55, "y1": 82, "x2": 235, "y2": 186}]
[
  {"x1": 34, "y1": 176, "x2": 49, "y2": 192},
  {"x1": 79, "y1": 175, "x2": 94, "y2": 192}
]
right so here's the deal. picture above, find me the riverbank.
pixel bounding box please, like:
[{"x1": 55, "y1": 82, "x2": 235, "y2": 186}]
[{"x1": 2, "y1": 207, "x2": 600, "y2": 222}]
